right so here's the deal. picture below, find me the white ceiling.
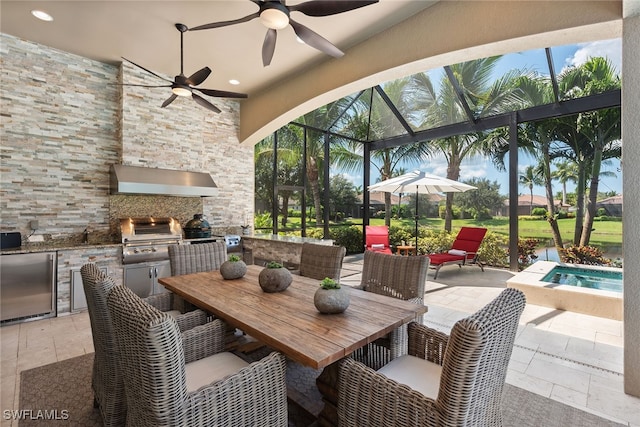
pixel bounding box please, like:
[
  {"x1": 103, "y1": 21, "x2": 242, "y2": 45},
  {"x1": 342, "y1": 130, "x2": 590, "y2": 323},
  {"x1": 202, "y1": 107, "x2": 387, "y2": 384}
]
[{"x1": 0, "y1": 1, "x2": 435, "y2": 95}]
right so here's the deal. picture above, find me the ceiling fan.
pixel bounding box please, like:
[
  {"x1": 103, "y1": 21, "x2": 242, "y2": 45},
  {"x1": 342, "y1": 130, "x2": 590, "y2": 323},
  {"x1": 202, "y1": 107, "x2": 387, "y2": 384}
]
[
  {"x1": 120, "y1": 23, "x2": 247, "y2": 113},
  {"x1": 189, "y1": 0, "x2": 379, "y2": 67}
]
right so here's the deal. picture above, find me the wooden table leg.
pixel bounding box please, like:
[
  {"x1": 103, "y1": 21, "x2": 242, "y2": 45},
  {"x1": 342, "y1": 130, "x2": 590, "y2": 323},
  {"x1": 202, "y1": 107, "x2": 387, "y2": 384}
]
[{"x1": 316, "y1": 361, "x2": 341, "y2": 427}]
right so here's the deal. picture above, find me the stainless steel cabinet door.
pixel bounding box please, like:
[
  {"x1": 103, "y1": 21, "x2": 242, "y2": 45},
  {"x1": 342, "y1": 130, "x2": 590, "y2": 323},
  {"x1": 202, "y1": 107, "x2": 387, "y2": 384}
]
[
  {"x1": 0, "y1": 252, "x2": 56, "y2": 322},
  {"x1": 123, "y1": 264, "x2": 154, "y2": 298},
  {"x1": 152, "y1": 260, "x2": 171, "y2": 295}
]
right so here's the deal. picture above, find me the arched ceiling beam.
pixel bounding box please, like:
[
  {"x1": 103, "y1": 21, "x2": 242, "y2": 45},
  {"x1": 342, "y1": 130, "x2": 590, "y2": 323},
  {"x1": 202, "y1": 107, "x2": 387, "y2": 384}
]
[{"x1": 238, "y1": 0, "x2": 621, "y2": 146}]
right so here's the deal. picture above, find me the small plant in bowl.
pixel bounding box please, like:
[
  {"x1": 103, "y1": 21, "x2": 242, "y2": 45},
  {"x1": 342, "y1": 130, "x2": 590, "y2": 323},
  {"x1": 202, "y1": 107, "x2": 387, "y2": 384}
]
[
  {"x1": 220, "y1": 254, "x2": 247, "y2": 280},
  {"x1": 258, "y1": 261, "x2": 292, "y2": 292},
  {"x1": 320, "y1": 277, "x2": 341, "y2": 290},
  {"x1": 314, "y1": 277, "x2": 350, "y2": 314}
]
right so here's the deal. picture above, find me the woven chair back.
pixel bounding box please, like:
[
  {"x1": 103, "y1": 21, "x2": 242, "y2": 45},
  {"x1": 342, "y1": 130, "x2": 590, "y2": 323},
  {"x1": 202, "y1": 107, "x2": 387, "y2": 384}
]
[
  {"x1": 80, "y1": 263, "x2": 126, "y2": 427},
  {"x1": 299, "y1": 243, "x2": 346, "y2": 281},
  {"x1": 169, "y1": 241, "x2": 227, "y2": 275},
  {"x1": 107, "y1": 285, "x2": 188, "y2": 427},
  {"x1": 438, "y1": 287, "x2": 525, "y2": 425},
  {"x1": 360, "y1": 251, "x2": 429, "y2": 304}
]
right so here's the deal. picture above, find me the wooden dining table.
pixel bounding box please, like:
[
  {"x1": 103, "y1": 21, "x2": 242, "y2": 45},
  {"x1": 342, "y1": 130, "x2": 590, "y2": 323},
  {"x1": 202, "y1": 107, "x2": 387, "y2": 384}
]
[{"x1": 159, "y1": 264, "x2": 427, "y2": 425}]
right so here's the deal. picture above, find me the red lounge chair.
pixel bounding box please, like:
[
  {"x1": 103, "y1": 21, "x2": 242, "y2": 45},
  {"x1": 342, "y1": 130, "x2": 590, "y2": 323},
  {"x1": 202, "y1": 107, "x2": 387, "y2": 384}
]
[
  {"x1": 365, "y1": 225, "x2": 393, "y2": 254},
  {"x1": 428, "y1": 227, "x2": 487, "y2": 279}
]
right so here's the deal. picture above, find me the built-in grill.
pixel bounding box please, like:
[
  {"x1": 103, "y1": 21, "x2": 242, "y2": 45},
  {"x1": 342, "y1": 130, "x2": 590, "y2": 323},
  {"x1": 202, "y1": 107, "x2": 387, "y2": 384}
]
[{"x1": 120, "y1": 217, "x2": 183, "y2": 264}]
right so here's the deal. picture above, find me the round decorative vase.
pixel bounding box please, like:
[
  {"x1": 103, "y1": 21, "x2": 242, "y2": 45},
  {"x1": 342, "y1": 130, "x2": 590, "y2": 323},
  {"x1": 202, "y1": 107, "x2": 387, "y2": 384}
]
[
  {"x1": 258, "y1": 267, "x2": 292, "y2": 293},
  {"x1": 220, "y1": 260, "x2": 247, "y2": 280},
  {"x1": 314, "y1": 287, "x2": 350, "y2": 314}
]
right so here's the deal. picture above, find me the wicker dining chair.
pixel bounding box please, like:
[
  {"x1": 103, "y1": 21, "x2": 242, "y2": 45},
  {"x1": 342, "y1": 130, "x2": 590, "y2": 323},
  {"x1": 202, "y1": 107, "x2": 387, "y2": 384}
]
[
  {"x1": 297, "y1": 243, "x2": 346, "y2": 281},
  {"x1": 107, "y1": 284, "x2": 288, "y2": 427},
  {"x1": 339, "y1": 288, "x2": 526, "y2": 427},
  {"x1": 80, "y1": 263, "x2": 210, "y2": 427},
  {"x1": 168, "y1": 241, "x2": 227, "y2": 275},
  {"x1": 351, "y1": 250, "x2": 429, "y2": 369}
]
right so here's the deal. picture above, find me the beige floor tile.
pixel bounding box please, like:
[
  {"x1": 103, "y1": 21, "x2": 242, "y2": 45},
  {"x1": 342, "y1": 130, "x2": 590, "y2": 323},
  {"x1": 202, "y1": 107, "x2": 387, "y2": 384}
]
[
  {"x1": 505, "y1": 368, "x2": 554, "y2": 397},
  {"x1": 1, "y1": 358, "x2": 17, "y2": 380},
  {"x1": 526, "y1": 354, "x2": 591, "y2": 394},
  {"x1": 0, "y1": 375, "x2": 16, "y2": 410},
  {"x1": 588, "y1": 380, "x2": 640, "y2": 425},
  {"x1": 550, "y1": 383, "x2": 588, "y2": 407},
  {"x1": 595, "y1": 331, "x2": 624, "y2": 347}
]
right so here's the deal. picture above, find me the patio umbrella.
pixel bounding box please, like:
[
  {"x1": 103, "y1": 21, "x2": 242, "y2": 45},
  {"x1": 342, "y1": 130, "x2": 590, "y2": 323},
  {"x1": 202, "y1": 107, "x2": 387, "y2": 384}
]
[{"x1": 368, "y1": 170, "x2": 477, "y2": 249}]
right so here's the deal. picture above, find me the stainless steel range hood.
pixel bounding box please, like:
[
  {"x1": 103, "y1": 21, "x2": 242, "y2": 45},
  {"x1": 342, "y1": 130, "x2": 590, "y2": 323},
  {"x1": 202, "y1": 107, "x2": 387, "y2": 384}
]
[{"x1": 110, "y1": 164, "x2": 217, "y2": 197}]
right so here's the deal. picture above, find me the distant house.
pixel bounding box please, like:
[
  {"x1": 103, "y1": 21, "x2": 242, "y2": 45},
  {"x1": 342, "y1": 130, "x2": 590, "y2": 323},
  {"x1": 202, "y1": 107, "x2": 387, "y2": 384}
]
[
  {"x1": 596, "y1": 195, "x2": 623, "y2": 217},
  {"x1": 352, "y1": 193, "x2": 444, "y2": 218},
  {"x1": 500, "y1": 195, "x2": 564, "y2": 217}
]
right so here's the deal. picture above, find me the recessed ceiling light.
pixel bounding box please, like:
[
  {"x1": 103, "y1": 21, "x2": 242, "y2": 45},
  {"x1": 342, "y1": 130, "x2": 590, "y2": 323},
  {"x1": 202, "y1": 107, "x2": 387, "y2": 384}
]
[
  {"x1": 31, "y1": 10, "x2": 53, "y2": 22},
  {"x1": 229, "y1": 79, "x2": 240, "y2": 85}
]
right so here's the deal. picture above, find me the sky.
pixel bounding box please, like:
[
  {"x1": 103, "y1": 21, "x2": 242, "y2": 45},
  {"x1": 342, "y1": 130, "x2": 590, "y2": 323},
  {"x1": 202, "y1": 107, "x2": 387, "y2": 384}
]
[{"x1": 336, "y1": 38, "x2": 623, "y2": 197}]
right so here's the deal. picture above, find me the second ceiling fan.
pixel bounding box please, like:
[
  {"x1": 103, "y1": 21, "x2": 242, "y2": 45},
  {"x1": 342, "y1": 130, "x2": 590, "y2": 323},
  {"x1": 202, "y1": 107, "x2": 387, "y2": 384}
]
[
  {"x1": 121, "y1": 23, "x2": 247, "y2": 113},
  {"x1": 189, "y1": 0, "x2": 379, "y2": 66}
]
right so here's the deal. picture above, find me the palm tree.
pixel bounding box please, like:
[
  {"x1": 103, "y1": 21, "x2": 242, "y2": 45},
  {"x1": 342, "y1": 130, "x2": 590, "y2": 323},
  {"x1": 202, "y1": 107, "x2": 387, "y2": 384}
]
[
  {"x1": 409, "y1": 58, "x2": 522, "y2": 232},
  {"x1": 393, "y1": 167, "x2": 408, "y2": 217},
  {"x1": 336, "y1": 82, "x2": 433, "y2": 227},
  {"x1": 519, "y1": 165, "x2": 543, "y2": 214},
  {"x1": 552, "y1": 160, "x2": 578, "y2": 206},
  {"x1": 558, "y1": 58, "x2": 621, "y2": 245}
]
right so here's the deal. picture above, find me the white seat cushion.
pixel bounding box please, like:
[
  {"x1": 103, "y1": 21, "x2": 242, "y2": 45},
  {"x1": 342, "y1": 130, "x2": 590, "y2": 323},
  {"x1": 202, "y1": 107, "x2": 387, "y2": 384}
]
[
  {"x1": 377, "y1": 355, "x2": 442, "y2": 399},
  {"x1": 448, "y1": 249, "x2": 467, "y2": 256},
  {"x1": 166, "y1": 310, "x2": 182, "y2": 318},
  {"x1": 185, "y1": 352, "x2": 250, "y2": 392}
]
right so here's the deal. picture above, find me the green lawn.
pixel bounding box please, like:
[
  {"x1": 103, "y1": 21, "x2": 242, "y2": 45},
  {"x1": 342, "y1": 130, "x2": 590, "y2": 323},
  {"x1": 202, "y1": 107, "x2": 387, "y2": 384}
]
[
  {"x1": 370, "y1": 217, "x2": 623, "y2": 246},
  {"x1": 277, "y1": 216, "x2": 622, "y2": 247}
]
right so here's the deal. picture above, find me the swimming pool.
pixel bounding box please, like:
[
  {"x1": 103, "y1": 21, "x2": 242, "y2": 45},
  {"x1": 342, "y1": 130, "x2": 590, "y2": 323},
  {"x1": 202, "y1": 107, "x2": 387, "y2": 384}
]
[
  {"x1": 541, "y1": 265, "x2": 622, "y2": 293},
  {"x1": 506, "y1": 261, "x2": 623, "y2": 320}
]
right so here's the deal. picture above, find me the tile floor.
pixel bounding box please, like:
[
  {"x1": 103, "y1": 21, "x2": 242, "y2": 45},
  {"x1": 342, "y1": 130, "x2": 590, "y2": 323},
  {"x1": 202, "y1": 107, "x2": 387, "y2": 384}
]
[{"x1": 1, "y1": 255, "x2": 639, "y2": 426}]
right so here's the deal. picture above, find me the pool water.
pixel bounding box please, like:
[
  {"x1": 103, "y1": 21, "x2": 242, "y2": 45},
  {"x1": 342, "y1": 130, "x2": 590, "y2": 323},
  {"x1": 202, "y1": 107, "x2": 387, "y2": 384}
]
[{"x1": 542, "y1": 266, "x2": 622, "y2": 293}]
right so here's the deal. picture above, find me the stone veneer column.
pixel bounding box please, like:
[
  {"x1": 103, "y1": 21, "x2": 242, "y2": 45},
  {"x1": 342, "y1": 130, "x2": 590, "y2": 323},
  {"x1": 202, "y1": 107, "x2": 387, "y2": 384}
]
[{"x1": 623, "y1": 0, "x2": 640, "y2": 397}]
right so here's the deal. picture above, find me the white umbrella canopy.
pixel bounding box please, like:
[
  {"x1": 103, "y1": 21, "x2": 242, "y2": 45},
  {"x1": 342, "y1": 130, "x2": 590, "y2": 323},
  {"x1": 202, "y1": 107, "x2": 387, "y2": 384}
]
[
  {"x1": 368, "y1": 170, "x2": 477, "y2": 194},
  {"x1": 367, "y1": 170, "x2": 477, "y2": 249}
]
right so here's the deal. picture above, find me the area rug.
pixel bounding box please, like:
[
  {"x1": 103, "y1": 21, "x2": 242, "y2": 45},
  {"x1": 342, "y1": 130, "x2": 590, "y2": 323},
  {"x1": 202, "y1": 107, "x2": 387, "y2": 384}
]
[{"x1": 19, "y1": 353, "x2": 626, "y2": 427}]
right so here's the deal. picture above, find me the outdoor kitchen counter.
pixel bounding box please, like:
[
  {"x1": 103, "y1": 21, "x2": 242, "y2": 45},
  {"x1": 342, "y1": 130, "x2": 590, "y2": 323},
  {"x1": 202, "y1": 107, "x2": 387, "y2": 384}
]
[
  {"x1": 0, "y1": 241, "x2": 121, "y2": 255},
  {"x1": 241, "y1": 234, "x2": 334, "y2": 267}
]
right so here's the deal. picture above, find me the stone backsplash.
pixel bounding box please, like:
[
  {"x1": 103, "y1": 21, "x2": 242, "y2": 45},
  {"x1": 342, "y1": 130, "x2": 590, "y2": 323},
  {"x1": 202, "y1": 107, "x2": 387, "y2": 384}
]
[{"x1": 1, "y1": 33, "x2": 254, "y2": 244}]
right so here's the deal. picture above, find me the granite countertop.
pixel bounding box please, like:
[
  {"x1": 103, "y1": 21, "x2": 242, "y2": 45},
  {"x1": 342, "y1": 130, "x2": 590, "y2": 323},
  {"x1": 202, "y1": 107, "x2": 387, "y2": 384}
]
[
  {"x1": 243, "y1": 234, "x2": 333, "y2": 244},
  {"x1": 0, "y1": 241, "x2": 122, "y2": 255}
]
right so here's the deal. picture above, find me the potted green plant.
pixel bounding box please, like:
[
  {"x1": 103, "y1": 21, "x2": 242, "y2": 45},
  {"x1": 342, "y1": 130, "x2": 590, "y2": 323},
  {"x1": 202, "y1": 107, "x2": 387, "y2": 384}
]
[
  {"x1": 314, "y1": 277, "x2": 350, "y2": 314},
  {"x1": 258, "y1": 261, "x2": 292, "y2": 292},
  {"x1": 220, "y1": 254, "x2": 247, "y2": 280}
]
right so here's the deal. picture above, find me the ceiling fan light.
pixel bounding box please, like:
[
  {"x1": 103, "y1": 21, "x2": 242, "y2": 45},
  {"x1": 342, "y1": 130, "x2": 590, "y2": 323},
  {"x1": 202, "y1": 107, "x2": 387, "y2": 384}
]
[
  {"x1": 31, "y1": 10, "x2": 53, "y2": 22},
  {"x1": 172, "y1": 86, "x2": 192, "y2": 97},
  {"x1": 260, "y1": 9, "x2": 289, "y2": 30}
]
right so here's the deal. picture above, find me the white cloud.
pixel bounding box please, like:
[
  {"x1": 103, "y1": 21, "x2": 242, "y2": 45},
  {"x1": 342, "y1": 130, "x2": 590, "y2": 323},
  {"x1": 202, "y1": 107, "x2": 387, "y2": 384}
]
[{"x1": 564, "y1": 39, "x2": 621, "y2": 73}]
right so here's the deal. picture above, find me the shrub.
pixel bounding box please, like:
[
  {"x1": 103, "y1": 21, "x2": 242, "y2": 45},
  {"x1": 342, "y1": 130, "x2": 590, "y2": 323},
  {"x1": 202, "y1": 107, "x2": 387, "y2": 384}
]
[
  {"x1": 329, "y1": 226, "x2": 363, "y2": 254},
  {"x1": 519, "y1": 215, "x2": 546, "y2": 221},
  {"x1": 477, "y1": 232, "x2": 509, "y2": 267},
  {"x1": 560, "y1": 245, "x2": 612, "y2": 266},
  {"x1": 596, "y1": 207, "x2": 607, "y2": 217},
  {"x1": 389, "y1": 225, "x2": 414, "y2": 248},
  {"x1": 438, "y1": 205, "x2": 462, "y2": 220},
  {"x1": 511, "y1": 238, "x2": 539, "y2": 270},
  {"x1": 531, "y1": 207, "x2": 548, "y2": 216}
]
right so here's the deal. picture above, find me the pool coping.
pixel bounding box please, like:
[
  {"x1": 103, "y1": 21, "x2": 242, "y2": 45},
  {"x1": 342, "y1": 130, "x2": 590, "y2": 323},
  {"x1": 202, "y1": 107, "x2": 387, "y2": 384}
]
[{"x1": 506, "y1": 261, "x2": 623, "y2": 320}]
